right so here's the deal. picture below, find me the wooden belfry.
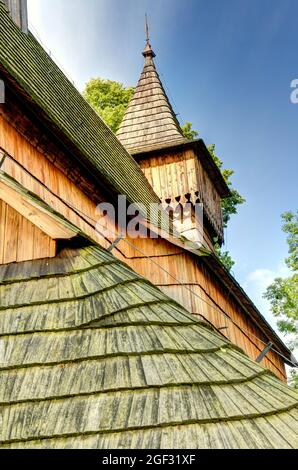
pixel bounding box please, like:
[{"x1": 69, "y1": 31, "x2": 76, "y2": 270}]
[{"x1": 117, "y1": 17, "x2": 230, "y2": 251}]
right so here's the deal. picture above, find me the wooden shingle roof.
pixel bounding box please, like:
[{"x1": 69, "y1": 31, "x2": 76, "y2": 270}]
[
  {"x1": 0, "y1": 241, "x2": 298, "y2": 448},
  {"x1": 117, "y1": 41, "x2": 187, "y2": 152},
  {"x1": 1, "y1": 6, "x2": 298, "y2": 448}
]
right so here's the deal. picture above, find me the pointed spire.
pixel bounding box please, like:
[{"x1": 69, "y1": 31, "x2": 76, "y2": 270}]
[{"x1": 117, "y1": 19, "x2": 187, "y2": 153}]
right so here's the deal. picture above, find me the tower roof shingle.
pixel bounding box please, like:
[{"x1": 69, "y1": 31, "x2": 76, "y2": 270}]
[{"x1": 117, "y1": 40, "x2": 187, "y2": 152}]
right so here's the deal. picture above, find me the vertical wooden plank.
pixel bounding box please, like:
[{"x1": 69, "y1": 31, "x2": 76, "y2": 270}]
[
  {"x1": 32, "y1": 225, "x2": 56, "y2": 260},
  {"x1": 16, "y1": 215, "x2": 33, "y2": 262},
  {"x1": 0, "y1": 200, "x2": 7, "y2": 264},
  {"x1": 0, "y1": 110, "x2": 287, "y2": 380},
  {"x1": 3, "y1": 203, "x2": 19, "y2": 264}
]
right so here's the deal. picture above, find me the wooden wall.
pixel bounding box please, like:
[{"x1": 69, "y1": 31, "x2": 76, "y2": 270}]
[
  {"x1": 0, "y1": 102, "x2": 287, "y2": 381},
  {"x1": 0, "y1": 200, "x2": 56, "y2": 263},
  {"x1": 118, "y1": 235, "x2": 287, "y2": 381},
  {"x1": 139, "y1": 148, "x2": 224, "y2": 244}
]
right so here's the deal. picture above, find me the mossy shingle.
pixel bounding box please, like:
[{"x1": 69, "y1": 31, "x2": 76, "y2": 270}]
[{"x1": 0, "y1": 243, "x2": 297, "y2": 448}]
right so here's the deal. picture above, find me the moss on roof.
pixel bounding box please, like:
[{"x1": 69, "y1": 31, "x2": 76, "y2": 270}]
[
  {"x1": 0, "y1": 4, "x2": 165, "y2": 218},
  {"x1": 0, "y1": 241, "x2": 297, "y2": 448}
]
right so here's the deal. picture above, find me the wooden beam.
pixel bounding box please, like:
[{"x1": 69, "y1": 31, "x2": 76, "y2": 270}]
[{"x1": 0, "y1": 172, "x2": 78, "y2": 240}]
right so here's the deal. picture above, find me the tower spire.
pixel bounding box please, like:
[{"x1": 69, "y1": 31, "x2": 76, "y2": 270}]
[
  {"x1": 117, "y1": 17, "x2": 187, "y2": 152},
  {"x1": 143, "y1": 14, "x2": 155, "y2": 58}
]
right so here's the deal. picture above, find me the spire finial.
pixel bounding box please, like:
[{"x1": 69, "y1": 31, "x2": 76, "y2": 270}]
[
  {"x1": 143, "y1": 14, "x2": 156, "y2": 58},
  {"x1": 145, "y1": 13, "x2": 150, "y2": 45}
]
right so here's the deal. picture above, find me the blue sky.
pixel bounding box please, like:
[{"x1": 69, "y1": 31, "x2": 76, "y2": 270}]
[{"x1": 27, "y1": 0, "x2": 297, "y2": 337}]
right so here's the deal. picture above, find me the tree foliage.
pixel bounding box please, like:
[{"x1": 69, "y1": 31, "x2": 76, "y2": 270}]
[
  {"x1": 214, "y1": 241, "x2": 235, "y2": 272},
  {"x1": 181, "y1": 122, "x2": 199, "y2": 140},
  {"x1": 282, "y1": 211, "x2": 298, "y2": 272},
  {"x1": 264, "y1": 211, "x2": 298, "y2": 388},
  {"x1": 207, "y1": 144, "x2": 246, "y2": 229},
  {"x1": 83, "y1": 78, "x2": 134, "y2": 133}
]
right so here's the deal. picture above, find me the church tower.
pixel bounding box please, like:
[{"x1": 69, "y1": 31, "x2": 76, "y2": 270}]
[{"x1": 117, "y1": 23, "x2": 230, "y2": 251}]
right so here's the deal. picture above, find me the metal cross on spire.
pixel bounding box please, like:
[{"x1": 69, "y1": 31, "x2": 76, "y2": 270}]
[
  {"x1": 143, "y1": 13, "x2": 156, "y2": 58},
  {"x1": 145, "y1": 13, "x2": 150, "y2": 45}
]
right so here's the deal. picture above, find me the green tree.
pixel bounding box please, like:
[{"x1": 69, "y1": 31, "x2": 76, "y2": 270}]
[
  {"x1": 207, "y1": 144, "x2": 246, "y2": 228},
  {"x1": 83, "y1": 78, "x2": 134, "y2": 133},
  {"x1": 264, "y1": 211, "x2": 298, "y2": 388},
  {"x1": 214, "y1": 241, "x2": 235, "y2": 272},
  {"x1": 181, "y1": 122, "x2": 199, "y2": 140}
]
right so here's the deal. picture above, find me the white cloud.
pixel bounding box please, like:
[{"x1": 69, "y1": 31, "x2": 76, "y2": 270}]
[
  {"x1": 246, "y1": 265, "x2": 289, "y2": 291},
  {"x1": 244, "y1": 265, "x2": 298, "y2": 367},
  {"x1": 243, "y1": 264, "x2": 289, "y2": 334}
]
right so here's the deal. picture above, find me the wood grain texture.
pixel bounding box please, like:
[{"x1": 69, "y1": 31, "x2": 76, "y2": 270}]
[
  {"x1": 0, "y1": 115, "x2": 109, "y2": 249},
  {"x1": 0, "y1": 112, "x2": 289, "y2": 380},
  {"x1": 0, "y1": 172, "x2": 78, "y2": 240},
  {"x1": 0, "y1": 199, "x2": 55, "y2": 263},
  {"x1": 0, "y1": 2, "x2": 164, "y2": 224},
  {"x1": 0, "y1": 15, "x2": 292, "y2": 383},
  {"x1": 0, "y1": 2, "x2": 296, "y2": 448}
]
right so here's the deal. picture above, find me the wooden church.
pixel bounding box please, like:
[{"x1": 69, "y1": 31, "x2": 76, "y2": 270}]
[{"x1": 0, "y1": 1, "x2": 297, "y2": 448}]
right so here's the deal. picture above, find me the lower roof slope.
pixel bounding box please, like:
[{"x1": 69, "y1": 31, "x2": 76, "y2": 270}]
[{"x1": 0, "y1": 242, "x2": 297, "y2": 449}]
